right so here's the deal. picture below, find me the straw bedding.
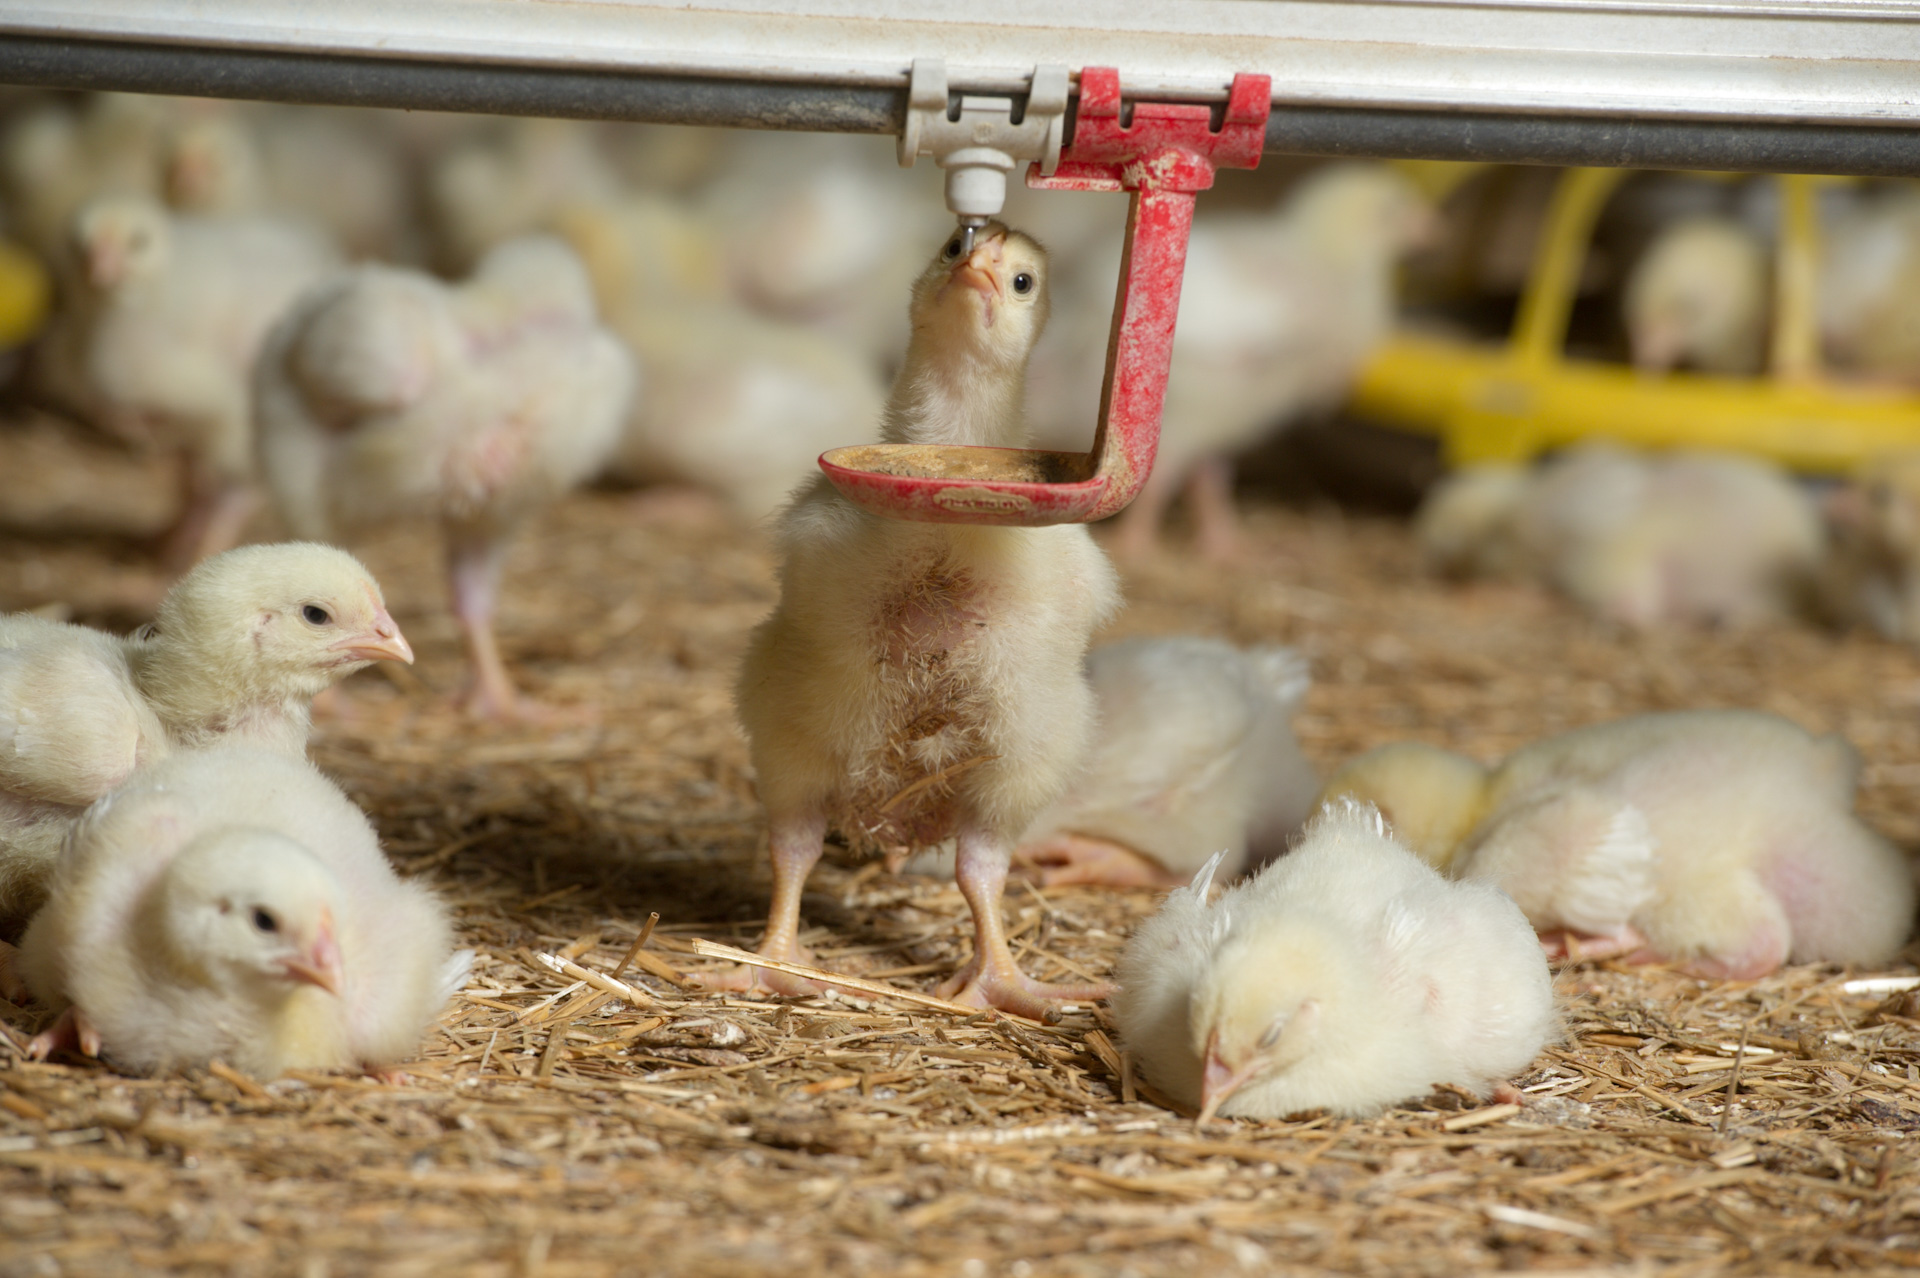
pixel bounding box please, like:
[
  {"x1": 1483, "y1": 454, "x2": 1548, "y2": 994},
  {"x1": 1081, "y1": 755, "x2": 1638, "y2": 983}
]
[{"x1": 2, "y1": 419, "x2": 1918, "y2": 1277}]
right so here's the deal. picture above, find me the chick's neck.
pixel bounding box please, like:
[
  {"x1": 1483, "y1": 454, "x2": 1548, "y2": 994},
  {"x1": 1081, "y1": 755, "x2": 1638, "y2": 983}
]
[
  {"x1": 130, "y1": 640, "x2": 315, "y2": 756},
  {"x1": 880, "y1": 327, "x2": 1029, "y2": 450}
]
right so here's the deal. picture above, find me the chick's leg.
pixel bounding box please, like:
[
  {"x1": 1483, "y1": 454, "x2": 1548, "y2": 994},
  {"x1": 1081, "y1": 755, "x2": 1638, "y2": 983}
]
[
  {"x1": 446, "y1": 527, "x2": 586, "y2": 723},
  {"x1": 1104, "y1": 465, "x2": 1179, "y2": 565},
  {"x1": 696, "y1": 809, "x2": 832, "y2": 996},
  {"x1": 1187, "y1": 456, "x2": 1243, "y2": 563},
  {"x1": 938, "y1": 822, "x2": 1114, "y2": 1021},
  {"x1": 157, "y1": 458, "x2": 259, "y2": 574},
  {"x1": 1015, "y1": 833, "x2": 1188, "y2": 889}
]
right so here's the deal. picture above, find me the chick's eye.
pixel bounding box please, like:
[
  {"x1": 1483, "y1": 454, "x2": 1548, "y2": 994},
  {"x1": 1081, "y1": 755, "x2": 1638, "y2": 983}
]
[
  {"x1": 1257, "y1": 1018, "x2": 1285, "y2": 1049},
  {"x1": 252, "y1": 908, "x2": 278, "y2": 933},
  {"x1": 943, "y1": 238, "x2": 963, "y2": 260},
  {"x1": 1012, "y1": 272, "x2": 1035, "y2": 295},
  {"x1": 301, "y1": 604, "x2": 332, "y2": 626}
]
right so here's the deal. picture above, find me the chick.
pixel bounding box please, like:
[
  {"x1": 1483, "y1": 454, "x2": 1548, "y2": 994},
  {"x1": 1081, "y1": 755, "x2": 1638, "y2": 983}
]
[
  {"x1": 1417, "y1": 444, "x2": 1823, "y2": 628},
  {"x1": 1819, "y1": 450, "x2": 1920, "y2": 640},
  {"x1": 0, "y1": 542, "x2": 412, "y2": 928},
  {"x1": 17, "y1": 746, "x2": 466, "y2": 1078},
  {"x1": 72, "y1": 194, "x2": 341, "y2": 568},
  {"x1": 1028, "y1": 164, "x2": 1430, "y2": 561},
  {"x1": 1821, "y1": 184, "x2": 1920, "y2": 381},
  {"x1": 255, "y1": 235, "x2": 635, "y2": 719},
  {"x1": 1322, "y1": 710, "x2": 1915, "y2": 978},
  {"x1": 1623, "y1": 216, "x2": 1770, "y2": 376},
  {"x1": 721, "y1": 225, "x2": 1122, "y2": 1018},
  {"x1": 426, "y1": 118, "x2": 624, "y2": 271},
  {"x1": 1013, "y1": 638, "x2": 1317, "y2": 887},
  {"x1": 0, "y1": 93, "x2": 174, "y2": 260},
  {"x1": 1114, "y1": 804, "x2": 1555, "y2": 1120}
]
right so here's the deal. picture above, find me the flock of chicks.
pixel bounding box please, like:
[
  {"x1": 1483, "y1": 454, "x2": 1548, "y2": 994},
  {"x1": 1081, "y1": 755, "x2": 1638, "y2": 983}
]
[{"x1": 0, "y1": 92, "x2": 1917, "y2": 1127}]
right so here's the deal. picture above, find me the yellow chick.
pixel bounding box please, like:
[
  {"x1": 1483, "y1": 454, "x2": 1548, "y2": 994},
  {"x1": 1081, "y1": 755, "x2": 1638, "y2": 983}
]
[
  {"x1": 255, "y1": 235, "x2": 635, "y2": 720},
  {"x1": 1028, "y1": 164, "x2": 1431, "y2": 562},
  {"x1": 17, "y1": 746, "x2": 466, "y2": 1078},
  {"x1": 718, "y1": 224, "x2": 1122, "y2": 1019},
  {"x1": 71, "y1": 193, "x2": 341, "y2": 568},
  {"x1": 1322, "y1": 710, "x2": 1915, "y2": 978},
  {"x1": 1623, "y1": 216, "x2": 1770, "y2": 376},
  {"x1": 1113, "y1": 804, "x2": 1555, "y2": 1120},
  {"x1": 1417, "y1": 444, "x2": 1823, "y2": 629},
  {"x1": 0, "y1": 542, "x2": 411, "y2": 930}
]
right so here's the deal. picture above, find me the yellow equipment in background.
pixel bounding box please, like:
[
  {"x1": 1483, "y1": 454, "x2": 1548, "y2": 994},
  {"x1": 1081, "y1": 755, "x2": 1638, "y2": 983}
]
[
  {"x1": 0, "y1": 237, "x2": 49, "y2": 351},
  {"x1": 1351, "y1": 166, "x2": 1920, "y2": 474}
]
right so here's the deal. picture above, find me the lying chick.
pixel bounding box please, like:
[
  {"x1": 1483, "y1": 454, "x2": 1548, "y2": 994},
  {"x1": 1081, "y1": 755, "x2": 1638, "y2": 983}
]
[
  {"x1": 255, "y1": 236, "x2": 635, "y2": 719},
  {"x1": 1014, "y1": 638, "x2": 1317, "y2": 887},
  {"x1": 1417, "y1": 444, "x2": 1823, "y2": 628},
  {"x1": 0, "y1": 542, "x2": 411, "y2": 927},
  {"x1": 722, "y1": 225, "x2": 1122, "y2": 1018},
  {"x1": 1322, "y1": 710, "x2": 1914, "y2": 978},
  {"x1": 1819, "y1": 451, "x2": 1920, "y2": 641},
  {"x1": 1624, "y1": 216, "x2": 1770, "y2": 376},
  {"x1": 73, "y1": 194, "x2": 341, "y2": 567},
  {"x1": 18, "y1": 746, "x2": 466, "y2": 1078},
  {"x1": 1113, "y1": 804, "x2": 1555, "y2": 1120}
]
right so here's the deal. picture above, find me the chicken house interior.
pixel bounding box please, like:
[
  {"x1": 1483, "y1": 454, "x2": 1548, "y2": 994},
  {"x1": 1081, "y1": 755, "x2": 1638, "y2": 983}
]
[{"x1": 5, "y1": 4, "x2": 1920, "y2": 1275}]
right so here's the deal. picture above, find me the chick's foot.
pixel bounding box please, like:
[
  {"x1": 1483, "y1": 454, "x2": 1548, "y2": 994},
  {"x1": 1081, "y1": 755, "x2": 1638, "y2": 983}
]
[
  {"x1": 694, "y1": 937, "x2": 832, "y2": 998},
  {"x1": 1538, "y1": 925, "x2": 1649, "y2": 964},
  {"x1": 694, "y1": 811, "x2": 829, "y2": 997},
  {"x1": 1015, "y1": 833, "x2": 1187, "y2": 889},
  {"x1": 934, "y1": 954, "x2": 1112, "y2": 1024},
  {"x1": 27, "y1": 1006, "x2": 101, "y2": 1060}
]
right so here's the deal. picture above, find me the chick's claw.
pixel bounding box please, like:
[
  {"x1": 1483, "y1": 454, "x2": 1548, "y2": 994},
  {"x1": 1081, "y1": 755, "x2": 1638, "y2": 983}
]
[
  {"x1": 28, "y1": 1005, "x2": 101, "y2": 1061},
  {"x1": 1016, "y1": 833, "x2": 1187, "y2": 889},
  {"x1": 934, "y1": 957, "x2": 1112, "y2": 1024}
]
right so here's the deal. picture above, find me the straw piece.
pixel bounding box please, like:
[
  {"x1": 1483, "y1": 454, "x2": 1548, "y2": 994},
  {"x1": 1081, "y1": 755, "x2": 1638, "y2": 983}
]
[
  {"x1": 532, "y1": 953, "x2": 655, "y2": 1008},
  {"x1": 685, "y1": 939, "x2": 1008, "y2": 1020}
]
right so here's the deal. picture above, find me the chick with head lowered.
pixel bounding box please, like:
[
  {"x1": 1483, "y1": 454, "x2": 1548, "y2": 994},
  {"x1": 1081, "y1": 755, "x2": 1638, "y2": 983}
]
[
  {"x1": 720, "y1": 224, "x2": 1122, "y2": 1019},
  {"x1": 254, "y1": 235, "x2": 635, "y2": 721},
  {"x1": 17, "y1": 745, "x2": 467, "y2": 1079},
  {"x1": 0, "y1": 542, "x2": 411, "y2": 934},
  {"x1": 1113, "y1": 802, "x2": 1555, "y2": 1121}
]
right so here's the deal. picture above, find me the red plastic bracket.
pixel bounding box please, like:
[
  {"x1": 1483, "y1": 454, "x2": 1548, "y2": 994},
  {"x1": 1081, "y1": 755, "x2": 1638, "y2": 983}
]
[{"x1": 819, "y1": 67, "x2": 1271, "y2": 525}]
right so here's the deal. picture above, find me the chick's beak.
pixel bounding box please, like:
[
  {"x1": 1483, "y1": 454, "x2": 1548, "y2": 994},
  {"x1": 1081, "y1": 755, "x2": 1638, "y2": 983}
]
[
  {"x1": 951, "y1": 240, "x2": 1004, "y2": 302},
  {"x1": 330, "y1": 609, "x2": 414, "y2": 665},
  {"x1": 281, "y1": 910, "x2": 344, "y2": 996},
  {"x1": 1196, "y1": 1029, "x2": 1258, "y2": 1124},
  {"x1": 88, "y1": 244, "x2": 124, "y2": 290}
]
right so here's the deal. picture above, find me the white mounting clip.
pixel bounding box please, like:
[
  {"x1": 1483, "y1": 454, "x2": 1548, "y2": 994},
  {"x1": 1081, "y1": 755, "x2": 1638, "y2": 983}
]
[{"x1": 898, "y1": 58, "x2": 1070, "y2": 230}]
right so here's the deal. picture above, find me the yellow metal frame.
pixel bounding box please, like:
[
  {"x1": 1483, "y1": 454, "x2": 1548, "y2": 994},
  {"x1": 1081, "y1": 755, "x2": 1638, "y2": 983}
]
[
  {"x1": 1351, "y1": 167, "x2": 1920, "y2": 474},
  {"x1": 0, "y1": 239, "x2": 48, "y2": 351}
]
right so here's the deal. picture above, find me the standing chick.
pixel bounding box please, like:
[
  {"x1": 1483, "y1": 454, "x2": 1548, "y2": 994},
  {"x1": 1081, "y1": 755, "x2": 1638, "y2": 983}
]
[
  {"x1": 1014, "y1": 638, "x2": 1317, "y2": 887},
  {"x1": 1416, "y1": 444, "x2": 1823, "y2": 628},
  {"x1": 723, "y1": 225, "x2": 1122, "y2": 1018},
  {"x1": 1322, "y1": 710, "x2": 1915, "y2": 978},
  {"x1": 1113, "y1": 804, "x2": 1555, "y2": 1120},
  {"x1": 1623, "y1": 216, "x2": 1770, "y2": 376},
  {"x1": 0, "y1": 542, "x2": 412, "y2": 928},
  {"x1": 72, "y1": 194, "x2": 340, "y2": 568},
  {"x1": 18, "y1": 746, "x2": 466, "y2": 1078},
  {"x1": 1029, "y1": 165, "x2": 1430, "y2": 561},
  {"x1": 255, "y1": 235, "x2": 635, "y2": 720}
]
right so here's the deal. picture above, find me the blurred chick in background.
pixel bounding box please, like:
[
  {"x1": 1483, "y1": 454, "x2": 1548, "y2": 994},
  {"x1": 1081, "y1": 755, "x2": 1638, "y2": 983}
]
[
  {"x1": 255, "y1": 236, "x2": 634, "y2": 721},
  {"x1": 17, "y1": 746, "x2": 466, "y2": 1079},
  {"x1": 1418, "y1": 443, "x2": 1823, "y2": 629},
  {"x1": 1821, "y1": 183, "x2": 1920, "y2": 382},
  {"x1": 553, "y1": 196, "x2": 888, "y2": 524},
  {"x1": 425, "y1": 118, "x2": 624, "y2": 272},
  {"x1": 0, "y1": 543, "x2": 410, "y2": 931},
  {"x1": 71, "y1": 194, "x2": 340, "y2": 568},
  {"x1": 1322, "y1": 710, "x2": 1915, "y2": 978},
  {"x1": 1623, "y1": 215, "x2": 1770, "y2": 376},
  {"x1": 1113, "y1": 805, "x2": 1555, "y2": 1120},
  {"x1": 1820, "y1": 450, "x2": 1920, "y2": 640},
  {"x1": 1028, "y1": 163, "x2": 1431, "y2": 562}
]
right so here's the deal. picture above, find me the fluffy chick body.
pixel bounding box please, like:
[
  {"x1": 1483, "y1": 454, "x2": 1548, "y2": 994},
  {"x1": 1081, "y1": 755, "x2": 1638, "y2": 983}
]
[
  {"x1": 1324, "y1": 710, "x2": 1914, "y2": 978},
  {"x1": 1113, "y1": 804, "x2": 1554, "y2": 1119},
  {"x1": 1015, "y1": 637, "x2": 1317, "y2": 886},
  {"x1": 256, "y1": 235, "x2": 634, "y2": 717},
  {"x1": 1623, "y1": 216, "x2": 1770, "y2": 375},
  {"x1": 1417, "y1": 444, "x2": 1822, "y2": 628},
  {"x1": 19, "y1": 745, "x2": 465, "y2": 1077},
  {"x1": 0, "y1": 542, "x2": 408, "y2": 925}
]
